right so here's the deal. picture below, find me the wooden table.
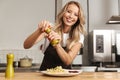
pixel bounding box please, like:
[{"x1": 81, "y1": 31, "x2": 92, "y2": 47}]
[{"x1": 0, "y1": 72, "x2": 120, "y2": 80}]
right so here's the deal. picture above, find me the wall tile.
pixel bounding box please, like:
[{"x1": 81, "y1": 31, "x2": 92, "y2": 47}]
[{"x1": 0, "y1": 50, "x2": 44, "y2": 64}]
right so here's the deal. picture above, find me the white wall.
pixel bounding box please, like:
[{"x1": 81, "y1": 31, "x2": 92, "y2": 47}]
[
  {"x1": 89, "y1": 0, "x2": 120, "y2": 32},
  {"x1": 0, "y1": 0, "x2": 55, "y2": 50},
  {"x1": 0, "y1": 0, "x2": 55, "y2": 64}
]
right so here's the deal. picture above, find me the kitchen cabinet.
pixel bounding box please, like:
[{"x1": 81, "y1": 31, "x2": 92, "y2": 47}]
[{"x1": 0, "y1": 72, "x2": 120, "y2": 80}]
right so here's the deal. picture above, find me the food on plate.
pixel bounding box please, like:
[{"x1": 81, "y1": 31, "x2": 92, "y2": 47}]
[{"x1": 46, "y1": 66, "x2": 68, "y2": 73}]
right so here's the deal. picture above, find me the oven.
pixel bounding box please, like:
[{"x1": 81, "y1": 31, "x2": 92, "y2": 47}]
[{"x1": 89, "y1": 30, "x2": 119, "y2": 67}]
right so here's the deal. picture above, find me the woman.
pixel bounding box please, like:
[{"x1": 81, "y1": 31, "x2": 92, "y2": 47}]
[{"x1": 24, "y1": 1, "x2": 86, "y2": 71}]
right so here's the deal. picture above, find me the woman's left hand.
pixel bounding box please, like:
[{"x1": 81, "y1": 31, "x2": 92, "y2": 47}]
[{"x1": 47, "y1": 31, "x2": 61, "y2": 45}]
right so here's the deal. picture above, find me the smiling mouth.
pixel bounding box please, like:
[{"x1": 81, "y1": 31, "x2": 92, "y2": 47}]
[{"x1": 66, "y1": 18, "x2": 73, "y2": 23}]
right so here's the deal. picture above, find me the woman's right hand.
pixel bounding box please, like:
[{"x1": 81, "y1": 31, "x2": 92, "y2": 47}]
[{"x1": 38, "y1": 20, "x2": 51, "y2": 32}]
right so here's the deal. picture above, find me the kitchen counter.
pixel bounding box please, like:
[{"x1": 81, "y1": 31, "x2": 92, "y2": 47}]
[
  {"x1": 0, "y1": 72, "x2": 120, "y2": 80},
  {"x1": 0, "y1": 63, "x2": 40, "y2": 73},
  {"x1": 97, "y1": 67, "x2": 120, "y2": 72}
]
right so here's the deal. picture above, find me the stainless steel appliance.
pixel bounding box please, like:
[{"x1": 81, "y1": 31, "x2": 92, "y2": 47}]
[
  {"x1": 115, "y1": 30, "x2": 120, "y2": 62},
  {"x1": 89, "y1": 29, "x2": 120, "y2": 69},
  {"x1": 89, "y1": 30, "x2": 116, "y2": 64}
]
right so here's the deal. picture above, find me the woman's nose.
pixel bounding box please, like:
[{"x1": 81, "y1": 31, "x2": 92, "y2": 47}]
[{"x1": 69, "y1": 13, "x2": 74, "y2": 18}]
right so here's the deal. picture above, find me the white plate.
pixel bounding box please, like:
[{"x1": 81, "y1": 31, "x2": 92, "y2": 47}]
[{"x1": 40, "y1": 69, "x2": 82, "y2": 77}]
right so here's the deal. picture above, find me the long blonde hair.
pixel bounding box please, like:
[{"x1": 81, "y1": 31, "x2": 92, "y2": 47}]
[{"x1": 54, "y1": 1, "x2": 86, "y2": 50}]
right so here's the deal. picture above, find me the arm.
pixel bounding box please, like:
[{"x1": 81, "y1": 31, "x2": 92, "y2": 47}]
[
  {"x1": 23, "y1": 29, "x2": 45, "y2": 49},
  {"x1": 24, "y1": 20, "x2": 51, "y2": 49},
  {"x1": 54, "y1": 42, "x2": 82, "y2": 65},
  {"x1": 47, "y1": 31, "x2": 82, "y2": 65}
]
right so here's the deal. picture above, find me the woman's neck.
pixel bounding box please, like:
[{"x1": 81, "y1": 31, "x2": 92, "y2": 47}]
[{"x1": 63, "y1": 26, "x2": 71, "y2": 33}]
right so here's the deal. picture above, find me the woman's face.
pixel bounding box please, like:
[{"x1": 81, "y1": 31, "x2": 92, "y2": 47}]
[{"x1": 63, "y1": 4, "x2": 79, "y2": 27}]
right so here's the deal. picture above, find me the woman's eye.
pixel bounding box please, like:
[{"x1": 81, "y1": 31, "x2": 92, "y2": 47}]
[
  {"x1": 67, "y1": 10, "x2": 71, "y2": 13},
  {"x1": 74, "y1": 14, "x2": 78, "y2": 17}
]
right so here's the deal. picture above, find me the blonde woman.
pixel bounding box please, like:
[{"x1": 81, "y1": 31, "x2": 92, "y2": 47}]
[{"x1": 24, "y1": 1, "x2": 86, "y2": 70}]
